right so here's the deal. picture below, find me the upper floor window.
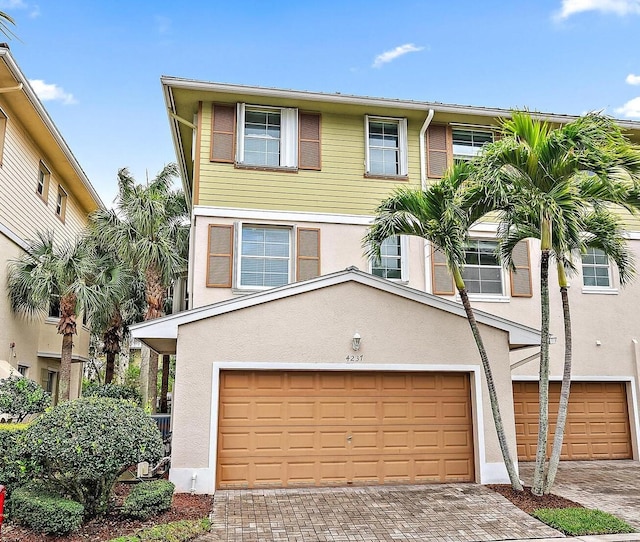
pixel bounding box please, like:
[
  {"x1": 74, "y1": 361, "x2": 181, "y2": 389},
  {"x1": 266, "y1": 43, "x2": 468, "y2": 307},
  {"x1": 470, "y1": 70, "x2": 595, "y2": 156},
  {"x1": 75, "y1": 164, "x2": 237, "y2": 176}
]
[
  {"x1": 452, "y1": 129, "x2": 493, "y2": 161},
  {"x1": 582, "y1": 248, "x2": 611, "y2": 288},
  {"x1": 37, "y1": 161, "x2": 50, "y2": 201},
  {"x1": 56, "y1": 186, "x2": 67, "y2": 221},
  {"x1": 365, "y1": 116, "x2": 408, "y2": 177},
  {"x1": 462, "y1": 240, "x2": 503, "y2": 295},
  {"x1": 371, "y1": 235, "x2": 405, "y2": 281},
  {"x1": 239, "y1": 225, "x2": 291, "y2": 288},
  {"x1": 17, "y1": 364, "x2": 29, "y2": 377},
  {"x1": 236, "y1": 104, "x2": 298, "y2": 168}
]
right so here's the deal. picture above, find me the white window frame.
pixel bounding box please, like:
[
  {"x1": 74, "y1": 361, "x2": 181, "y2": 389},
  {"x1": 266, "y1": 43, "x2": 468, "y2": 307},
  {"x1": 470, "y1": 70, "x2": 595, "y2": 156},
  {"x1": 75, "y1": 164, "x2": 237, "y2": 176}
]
[
  {"x1": 365, "y1": 115, "x2": 408, "y2": 177},
  {"x1": 236, "y1": 103, "x2": 298, "y2": 168},
  {"x1": 369, "y1": 235, "x2": 409, "y2": 282},
  {"x1": 581, "y1": 247, "x2": 617, "y2": 294},
  {"x1": 461, "y1": 239, "x2": 508, "y2": 302},
  {"x1": 452, "y1": 128, "x2": 494, "y2": 161},
  {"x1": 235, "y1": 223, "x2": 293, "y2": 291}
]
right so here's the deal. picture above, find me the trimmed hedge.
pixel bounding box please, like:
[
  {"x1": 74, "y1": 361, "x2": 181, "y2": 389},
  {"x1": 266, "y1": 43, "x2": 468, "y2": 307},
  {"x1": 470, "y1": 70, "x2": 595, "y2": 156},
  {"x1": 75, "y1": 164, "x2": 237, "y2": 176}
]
[
  {"x1": 83, "y1": 383, "x2": 143, "y2": 406},
  {"x1": 122, "y1": 479, "x2": 175, "y2": 520},
  {"x1": 0, "y1": 424, "x2": 33, "y2": 495},
  {"x1": 109, "y1": 518, "x2": 211, "y2": 542},
  {"x1": 10, "y1": 483, "x2": 84, "y2": 535}
]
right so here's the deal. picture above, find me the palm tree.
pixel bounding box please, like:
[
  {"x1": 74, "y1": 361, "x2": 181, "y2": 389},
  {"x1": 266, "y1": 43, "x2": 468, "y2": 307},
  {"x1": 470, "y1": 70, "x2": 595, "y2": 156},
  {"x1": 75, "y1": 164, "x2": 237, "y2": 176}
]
[
  {"x1": 7, "y1": 232, "x2": 122, "y2": 402},
  {"x1": 364, "y1": 162, "x2": 523, "y2": 491},
  {"x1": 475, "y1": 111, "x2": 640, "y2": 495},
  {"x1": 89, "y1": 164, "x2": 189, "y2": 411}
]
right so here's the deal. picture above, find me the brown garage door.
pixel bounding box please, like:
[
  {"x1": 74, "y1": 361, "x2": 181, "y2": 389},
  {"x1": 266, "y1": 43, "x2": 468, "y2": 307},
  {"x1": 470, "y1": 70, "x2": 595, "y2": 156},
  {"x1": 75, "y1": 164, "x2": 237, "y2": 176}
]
[
  {"x1": 513, "y1": 381, "x2": 632, "y2": 461},
  {"x1": 217, "y1": 370, "x2": 474, "y2": 489}
]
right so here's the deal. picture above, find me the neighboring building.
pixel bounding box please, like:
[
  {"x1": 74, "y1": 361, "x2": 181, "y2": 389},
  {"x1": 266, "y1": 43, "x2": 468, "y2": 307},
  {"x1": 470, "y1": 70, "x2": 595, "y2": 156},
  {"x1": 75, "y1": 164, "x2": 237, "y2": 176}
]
[
  {"x1": 132, "y1": 78, "x2": 640, "y2": 493},
  {"x1": 0, "y1": 46, "x2": 103, "y2": 401}
]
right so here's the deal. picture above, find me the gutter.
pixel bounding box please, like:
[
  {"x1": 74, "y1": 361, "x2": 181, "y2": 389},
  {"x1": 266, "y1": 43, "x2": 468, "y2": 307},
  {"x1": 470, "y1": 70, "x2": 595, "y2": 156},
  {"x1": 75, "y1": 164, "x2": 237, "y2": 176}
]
[{"x1": 420, "y1": 109, "x2": 434, "y2": 294}]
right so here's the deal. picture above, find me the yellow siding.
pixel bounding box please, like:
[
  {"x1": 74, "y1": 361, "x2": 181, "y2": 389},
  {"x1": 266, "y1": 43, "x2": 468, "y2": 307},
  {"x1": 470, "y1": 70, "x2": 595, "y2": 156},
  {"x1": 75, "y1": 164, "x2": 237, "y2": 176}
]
[{"x1": 197, "y1": 106, "x2": 423, "y2": 215}]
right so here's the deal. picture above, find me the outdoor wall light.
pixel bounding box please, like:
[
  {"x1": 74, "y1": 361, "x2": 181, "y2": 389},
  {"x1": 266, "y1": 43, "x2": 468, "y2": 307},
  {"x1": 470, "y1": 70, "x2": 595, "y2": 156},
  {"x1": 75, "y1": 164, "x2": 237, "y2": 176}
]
[{"x1": 352, "y1": 332, "x2": 361, "y2": 351}]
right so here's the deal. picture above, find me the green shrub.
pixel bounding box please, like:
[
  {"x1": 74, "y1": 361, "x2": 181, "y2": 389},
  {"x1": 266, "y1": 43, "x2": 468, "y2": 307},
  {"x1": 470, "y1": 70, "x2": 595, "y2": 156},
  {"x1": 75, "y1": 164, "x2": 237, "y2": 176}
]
[
  {"x1": 25, "y1": 397, "x2": 163, "y2": 518},
  {"x1": 0, "y1": 375, "x2": 51, "y2": 422},
  {"x1": 109, "y1": 518, "x2": 211, "y2": 542},
  {"x1": 10, "y1": 483, "x2": 84, "y2": 534},
  {"x1": 122, "y1": 479, "x2": 175, "y2": 520},
  {"x1": 83, "y1": 382, "x2": 143, "y2": 406},
  {"x1": 532, "y1": 507, "x2": 635, "y2": 535},
  {"x1": 0, "y1": 424, "x2": 36, "y2": 497}
]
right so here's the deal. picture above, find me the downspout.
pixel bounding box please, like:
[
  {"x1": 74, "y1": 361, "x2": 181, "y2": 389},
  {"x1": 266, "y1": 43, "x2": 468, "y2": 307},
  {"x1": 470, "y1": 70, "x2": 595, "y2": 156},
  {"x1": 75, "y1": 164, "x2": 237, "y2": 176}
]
[{"x1": 420, "y1": 109, "x2": 434, "y2": 293}]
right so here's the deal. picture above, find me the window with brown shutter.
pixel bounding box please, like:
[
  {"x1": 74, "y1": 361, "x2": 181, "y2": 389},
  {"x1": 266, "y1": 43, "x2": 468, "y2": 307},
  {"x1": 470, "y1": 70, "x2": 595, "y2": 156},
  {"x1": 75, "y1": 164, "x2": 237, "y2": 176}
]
[
  {"x1": 297, "y1": 228, "x2": 320, "y2": 281},
  {"x1": 510, "y1": 240, "x2": 533, "y2": 297},
  {"x1": 211, "y1": 104, "x2": 236, "y2": 163},
  {"x1": 431, "y1": 245, "x2": 455, "y2": 295},
  {"x1": 299, "y1": 112, "x2": 321, "y2": 170},
  {"x1": 207, "y1": 224, "x2": 234, "y2": 287},
  {"x1": 426, "y1": 124, "x2": 450, "y2": 178}
]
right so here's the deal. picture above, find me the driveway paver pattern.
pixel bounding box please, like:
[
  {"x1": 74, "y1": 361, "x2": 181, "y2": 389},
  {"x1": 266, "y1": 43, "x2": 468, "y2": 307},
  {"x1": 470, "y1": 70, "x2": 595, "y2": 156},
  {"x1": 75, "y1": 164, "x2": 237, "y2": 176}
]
[
  {"x1": 203, "y1": 484, "x2": 561, "y2": 542},
  {"x1": 519, "y1": 460, "x2": 640, "y2": 530}
]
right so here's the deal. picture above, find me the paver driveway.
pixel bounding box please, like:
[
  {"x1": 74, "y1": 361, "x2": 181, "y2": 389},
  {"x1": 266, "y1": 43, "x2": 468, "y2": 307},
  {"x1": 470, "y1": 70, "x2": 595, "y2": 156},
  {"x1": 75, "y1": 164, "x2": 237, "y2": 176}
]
[
  {"x1": 519, "y1": 460, "x2": 640, "y2": 530},
  {"x1": 203, "y1": 484, "x2": 561, "y2": 542}
]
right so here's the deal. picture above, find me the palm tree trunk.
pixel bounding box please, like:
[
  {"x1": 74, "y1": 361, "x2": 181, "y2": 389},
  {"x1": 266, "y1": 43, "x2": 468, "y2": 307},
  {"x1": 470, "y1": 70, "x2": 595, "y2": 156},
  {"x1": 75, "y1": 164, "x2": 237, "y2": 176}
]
[
  {"x1": 160, "y1": 354, "x2": 170, "y2": 413},
  {"x1": 544, "y1": 263, "x2": 572, "y2": 493},
  {"x1": 144, "y1": 265, "x2": 166, "y2": 414},
  {"x1": 532, "y1": 224, "x2": 552, "y2": 496},
  {"x1": 148, "y1": 350, "x2": 159, "y2": 413},
  {"x1": 454, "y1": 268, "x2": 523, "y2": 491},
  {"x1": 105, "y1": 352, "x2": 116, "y2": 384},
  {"x1": 57, "y1": 294, "x2": 77, "y2": 403}
]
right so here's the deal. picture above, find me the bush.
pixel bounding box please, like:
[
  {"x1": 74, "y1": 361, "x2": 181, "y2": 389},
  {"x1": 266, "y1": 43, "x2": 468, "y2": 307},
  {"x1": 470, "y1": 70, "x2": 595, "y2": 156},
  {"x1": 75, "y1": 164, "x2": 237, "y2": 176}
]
[
  {"x1": 10, "y1": 483, "x2": 84, "y2": 534},
  {"x1": 109, "y1": 518, "x2": 211, "y2": 542},
  {"x1": 532, "y1": 507, "x2": 635, "y2": 535},
  {"x1": 122, "y1": 479, "x2": 175, "y2": 520},
  {"x1": 25, "y1": 397, "x2": 163, "y2": 518},
  {"x1": 0, "y1": 375, "x2": 51, "y2": 422},
  {"x1": 83, "y1": 382, "x2": 142, "y2": 406},
  {"x1": 0, "y1": 424, "x2": 36, "y2": 497}
]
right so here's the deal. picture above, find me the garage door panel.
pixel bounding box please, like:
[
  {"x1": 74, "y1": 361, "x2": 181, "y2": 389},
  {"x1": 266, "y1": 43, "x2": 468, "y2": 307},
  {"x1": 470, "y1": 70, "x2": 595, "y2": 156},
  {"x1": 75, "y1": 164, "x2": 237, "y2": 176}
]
[
  {"x1": 218, "y1": 371, "x2": 474, "y2": 488},
  {"x1": 513, "y1": 381, "x2": 631, "y2": 461}
]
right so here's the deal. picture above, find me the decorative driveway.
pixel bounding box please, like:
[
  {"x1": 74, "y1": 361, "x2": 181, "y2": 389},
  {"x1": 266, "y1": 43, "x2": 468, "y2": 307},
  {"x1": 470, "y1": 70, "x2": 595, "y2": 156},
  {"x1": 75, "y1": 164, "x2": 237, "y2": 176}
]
[
  {"x1": 203, "y1": 484, "x2": 561, "y2": 542},
  {"x1": 519, "y1": 460, "x2": 640, "y2": 530}
]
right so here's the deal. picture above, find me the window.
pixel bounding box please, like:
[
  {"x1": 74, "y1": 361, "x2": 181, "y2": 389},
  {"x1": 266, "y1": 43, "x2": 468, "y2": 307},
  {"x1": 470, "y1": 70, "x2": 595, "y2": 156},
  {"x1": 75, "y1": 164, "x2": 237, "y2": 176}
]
[
  {"x1": 371, "y1": 236, "x2": 404, "y2": 280},
  {"x1": 41, "y1": 369, "x2": 57, "y2": 396},
  {"x1": 17, "y1": 365, "x2": 28, "y2": 377},
  {"x1": 236, "y1": 104, "x2": 297, "y2": 168},
  {"x1": 37, "y1": 161, "x2": 50, "y2": 201},
  {"x1": 49, "y1": 296, "x2": 60, "y2": 318},
  {"x1": 582, "y1": 248, "x2": 611, "y2": 288},
  {"x1": 365, "y1": 116, "x2": 408, "y2": 177},
  {"x1": 452, "y1": 129, "x2": 493, "y2": 161},
  {"x1": 462, "y1": 240, "x2": 503, "y2": 295},
  {"x1": 56, "y1": 186, "x2": 67, "y2": 221},
  {"x1": 239, "y1": 225, "x2": 291, "y2": 288}
]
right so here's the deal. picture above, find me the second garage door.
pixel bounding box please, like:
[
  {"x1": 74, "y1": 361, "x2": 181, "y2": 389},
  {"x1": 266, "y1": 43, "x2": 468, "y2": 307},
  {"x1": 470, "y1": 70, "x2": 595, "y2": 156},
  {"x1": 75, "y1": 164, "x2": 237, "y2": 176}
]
[
  {"x1": 217, "y1": 370, "x2": 474, "y2": 488},
  {"x1": 513, "y1": 381, "x2": 632, "y2": 461}
]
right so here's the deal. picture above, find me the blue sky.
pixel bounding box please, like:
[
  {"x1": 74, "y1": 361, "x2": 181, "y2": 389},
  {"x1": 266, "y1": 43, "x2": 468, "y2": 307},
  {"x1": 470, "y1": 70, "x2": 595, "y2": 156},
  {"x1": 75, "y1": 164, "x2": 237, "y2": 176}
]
[{"x1": 2, "y1": 0, "x2": 640, "y2": 204}]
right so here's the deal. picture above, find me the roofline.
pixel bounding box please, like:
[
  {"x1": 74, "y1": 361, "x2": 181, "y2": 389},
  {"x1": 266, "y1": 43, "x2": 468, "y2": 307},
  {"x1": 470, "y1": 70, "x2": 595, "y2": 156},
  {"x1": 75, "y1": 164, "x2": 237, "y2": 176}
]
[
  {"x1": 131, "y1": 268, "x2": 541, "y2": 348},
  {"x1": 0, "y1": 47, "x2": 105, "y2": 210},
  {"x1": 160, "y1": 76, "x2": 640, "y2": 131}
]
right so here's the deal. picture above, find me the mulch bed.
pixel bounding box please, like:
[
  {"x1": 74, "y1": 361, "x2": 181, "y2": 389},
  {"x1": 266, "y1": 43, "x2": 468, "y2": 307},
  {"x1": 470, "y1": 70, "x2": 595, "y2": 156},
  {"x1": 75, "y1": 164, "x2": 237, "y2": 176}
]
[
  {"x1": 1, "y1": 483, "x2": 213, "y2": 542},
  {"x1": 489, "y1": 484, "x2": 584, "y2": 514}
]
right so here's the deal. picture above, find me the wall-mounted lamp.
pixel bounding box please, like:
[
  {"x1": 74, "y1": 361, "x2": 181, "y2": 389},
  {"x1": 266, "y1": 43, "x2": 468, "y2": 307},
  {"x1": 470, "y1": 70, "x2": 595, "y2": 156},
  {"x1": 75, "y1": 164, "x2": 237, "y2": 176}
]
[
  {"x1": 596, "y1": 340, "x2": 602, "y2": 346},
  {"x1": 548, "y1": 336, "x2": 557, "y2": 345},
  {"x1": 352, "y1": 332, "x2": 361, "y2": 351}
]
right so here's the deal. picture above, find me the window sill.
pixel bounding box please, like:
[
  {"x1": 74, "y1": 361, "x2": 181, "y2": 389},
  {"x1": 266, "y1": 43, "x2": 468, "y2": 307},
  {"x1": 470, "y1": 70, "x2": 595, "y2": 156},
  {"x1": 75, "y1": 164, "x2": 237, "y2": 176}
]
[
  {"x1": 459, "y1": 294, "x2": 510, "y2": 303},
  {"x1": 364, "y1": 173, "x2": 409, "y2": 182},
  {"x1": 235, "y1": 163, "x2": 298, "y2": 173},
  {"x1": 45, "y1": 317, "x2": 58, "y2": 325},
  {"x1": 581, "y1": 287, "x2": 618, "y2": 295}
]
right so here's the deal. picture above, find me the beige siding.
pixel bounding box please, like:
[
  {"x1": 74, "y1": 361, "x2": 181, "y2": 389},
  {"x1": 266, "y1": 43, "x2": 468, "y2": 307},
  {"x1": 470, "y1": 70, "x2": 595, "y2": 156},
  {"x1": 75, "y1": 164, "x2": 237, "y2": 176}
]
[{"x1": 197, "y1": 106, "x2": 423, "y2": 215}]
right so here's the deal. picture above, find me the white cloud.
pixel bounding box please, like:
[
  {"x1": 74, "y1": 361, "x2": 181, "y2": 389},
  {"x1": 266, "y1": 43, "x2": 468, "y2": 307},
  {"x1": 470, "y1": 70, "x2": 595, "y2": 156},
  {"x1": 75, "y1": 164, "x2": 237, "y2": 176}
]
[
  {"x1": 0, "y1": 0, "x2": 27, "y2": 8},
  {"x1": 372, "y1": 43, "x2": 424, "y2": 68},
  {"x1": 615, "y1": 96, "x2": 640, "y2": 117},
  {"x1": 29, "y1": 79, "x2": 76, "y2": 105},
  {"x1": 557, "y1": 0, "x2": 640, "y2": 19},
  {"x1": 625, "y1": 73, "x2": 640, "y2": 85}
]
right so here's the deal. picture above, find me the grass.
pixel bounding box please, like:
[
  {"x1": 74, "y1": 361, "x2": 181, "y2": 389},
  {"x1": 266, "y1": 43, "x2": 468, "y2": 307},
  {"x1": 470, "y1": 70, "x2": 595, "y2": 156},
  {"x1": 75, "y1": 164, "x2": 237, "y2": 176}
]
[
  {"x1": 532, "y1": 507, "x2": 635, "y2": 536},
  {"x1": 108, "y1": 518, "x2": 211, "y2": 542}
]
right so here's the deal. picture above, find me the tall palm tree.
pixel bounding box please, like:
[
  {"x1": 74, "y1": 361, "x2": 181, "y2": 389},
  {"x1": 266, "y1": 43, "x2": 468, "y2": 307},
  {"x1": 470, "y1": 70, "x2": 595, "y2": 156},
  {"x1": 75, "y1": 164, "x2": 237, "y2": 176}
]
[
  {"x1": 364, "y1": 162, "x2": 523, "y2": 491},
  {"x1": 7, "y1": 232, "x2": 122, "y2": 402},
  {"x1": 89, "y1": 164, "x2": 189, "y2": 411},
  {"x1": 475, "y1": 111, "x2": 640, "y2": 495}
]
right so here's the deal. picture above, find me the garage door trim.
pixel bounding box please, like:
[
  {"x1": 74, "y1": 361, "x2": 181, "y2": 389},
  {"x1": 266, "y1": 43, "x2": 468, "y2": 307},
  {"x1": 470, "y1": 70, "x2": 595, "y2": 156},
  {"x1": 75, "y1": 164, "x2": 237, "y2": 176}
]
[{"x1": 208, "y1": 361, "x2": 487, "y2": 492}]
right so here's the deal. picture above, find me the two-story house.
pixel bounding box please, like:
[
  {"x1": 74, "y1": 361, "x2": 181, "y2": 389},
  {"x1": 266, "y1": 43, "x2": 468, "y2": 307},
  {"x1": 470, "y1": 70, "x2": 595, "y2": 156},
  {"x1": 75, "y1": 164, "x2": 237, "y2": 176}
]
[
  {"x1": 0, "y1": 46, "x2": 103, "y2": 402},
  {"x1": 132, "y1": 78, "x2": 640, "y2": 493}
]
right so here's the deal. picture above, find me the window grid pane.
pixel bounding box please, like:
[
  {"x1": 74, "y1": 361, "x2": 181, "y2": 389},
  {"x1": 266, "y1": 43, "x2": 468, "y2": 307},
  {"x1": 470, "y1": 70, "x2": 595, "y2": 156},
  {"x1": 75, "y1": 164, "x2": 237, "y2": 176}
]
[
  {"x1": 369, "y1": 120, "x2": 399, "y2": 175},
  {"x1": 372, "y1": 236, "x2": 402, "y2": 279},
  {"x1": 462, "y1": 240, "x2": 503, "y2": 295},
  {"x1": 241, "y1": 226, "x2": 290, "y2": 287},
  {"x1": 244, "y1": 109, "x2": 281, "y2": 166},
  {"x1": 452, "y1": 129, "x2": 493, "y2": 159},
  {"x1": 581, "y1": 248, "x2": 610, "y2": 287}
]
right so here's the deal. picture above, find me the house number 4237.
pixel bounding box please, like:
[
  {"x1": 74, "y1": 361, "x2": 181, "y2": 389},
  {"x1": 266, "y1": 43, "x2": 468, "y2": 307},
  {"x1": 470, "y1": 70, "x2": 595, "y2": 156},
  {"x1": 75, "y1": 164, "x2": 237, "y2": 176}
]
[{"x1": 345, "y1": 355, "x2": 363, "y2": 362}]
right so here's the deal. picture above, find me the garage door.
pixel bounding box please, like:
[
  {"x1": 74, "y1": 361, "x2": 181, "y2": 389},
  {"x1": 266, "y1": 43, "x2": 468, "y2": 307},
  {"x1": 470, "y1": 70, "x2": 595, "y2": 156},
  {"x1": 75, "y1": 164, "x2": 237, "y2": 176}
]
[
  {"x1": 217, "y1": 370, "x2": 474, "y2": 488},
  {"x1": 513, "y1": 381, "x2": 632, "y2": 461}
]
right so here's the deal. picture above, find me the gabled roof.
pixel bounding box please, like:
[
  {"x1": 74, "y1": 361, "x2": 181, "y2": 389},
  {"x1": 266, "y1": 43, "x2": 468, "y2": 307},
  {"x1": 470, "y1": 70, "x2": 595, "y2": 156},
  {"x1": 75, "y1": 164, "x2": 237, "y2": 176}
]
[{"x1": 131, "y1": 268, "x2": 541, "y2": 354}]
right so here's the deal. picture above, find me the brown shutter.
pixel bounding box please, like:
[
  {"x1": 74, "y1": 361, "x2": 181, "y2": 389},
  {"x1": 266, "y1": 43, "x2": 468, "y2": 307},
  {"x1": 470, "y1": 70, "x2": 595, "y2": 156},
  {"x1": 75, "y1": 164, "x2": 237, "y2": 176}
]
[
  {"x1": 297, "y1": 228, "x2": 320, "y2": 281},
  {"x1": 211, "y1": 104, "x2": 236, "y2": 163},
  {"x1": 427, "y1": 124, "x2": 450, "y2": 178},
  {"x1": 431, "y1": 245, "x2": 455, "y2": 295},
  {"x1": 298, "y1": 112, "x2": 321, "y2": 170},
  {"x1": 510, "y1": 240, "x2": 533, "y2": 297},
  {"x1": 207, "y1": 224, "x2": 234, "y2": 287}
]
